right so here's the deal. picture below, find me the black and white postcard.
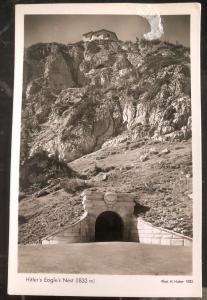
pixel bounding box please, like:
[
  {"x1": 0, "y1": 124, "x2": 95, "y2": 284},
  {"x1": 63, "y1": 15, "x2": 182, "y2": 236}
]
[{"x1": 8, "y1": 3, "x2": 202, "y2": 297}]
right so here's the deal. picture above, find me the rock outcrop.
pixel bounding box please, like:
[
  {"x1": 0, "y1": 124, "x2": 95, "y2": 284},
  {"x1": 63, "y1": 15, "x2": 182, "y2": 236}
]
[
  {"x1": 20, "y1": 150, "x2": 78, "y2": 192},
  {"x1": 21, "y1": 37, "x2": 191, "y2": 163}
]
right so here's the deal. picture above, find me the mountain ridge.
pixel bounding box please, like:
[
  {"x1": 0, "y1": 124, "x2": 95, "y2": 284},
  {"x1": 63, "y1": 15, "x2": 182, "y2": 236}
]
[
  {"x1": 21, "y1": 37, "x2": 191, "y2": 164},
  {"x1": 18, "y1": 36, "x2": 192, "y2": 244}
]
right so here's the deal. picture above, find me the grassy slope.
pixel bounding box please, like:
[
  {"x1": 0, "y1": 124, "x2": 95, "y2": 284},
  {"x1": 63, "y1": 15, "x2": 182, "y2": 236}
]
[
  {"x1": 19, "y1": 191, "x2": 84, "y2": 244},
  {"x1": 70, "y1": 139, "x2": 192, "y2": 234},
  {"x1": 19, "y1": 139, "x2": 192, "y2": 244}
]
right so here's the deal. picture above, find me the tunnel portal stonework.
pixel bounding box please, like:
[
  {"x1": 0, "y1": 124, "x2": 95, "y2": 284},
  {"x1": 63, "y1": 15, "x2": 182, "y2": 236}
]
[
  {"x1": 82, "y1": 191, "x2": 138, "y2": 242},
  {"x1": 42, "y1": 190, "x2": 192, "y2": 246}
]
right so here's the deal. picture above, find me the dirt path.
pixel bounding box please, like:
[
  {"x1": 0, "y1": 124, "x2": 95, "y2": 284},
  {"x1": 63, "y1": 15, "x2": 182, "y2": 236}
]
[{"x1": 18, "y1": 242, "x2": 192, "y2": 275}]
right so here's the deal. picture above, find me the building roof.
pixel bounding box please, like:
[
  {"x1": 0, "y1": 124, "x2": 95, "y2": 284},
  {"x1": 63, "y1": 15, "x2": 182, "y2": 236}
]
[
  {"x1": 82, "y1": 31, "x2": 93, "y2": 37},
  {"x1": 82, "y1": 29, "x2": 118, "y2": 39},
  {"x1": 95, "y1": 29, "x2": 117, "y2": 35}
]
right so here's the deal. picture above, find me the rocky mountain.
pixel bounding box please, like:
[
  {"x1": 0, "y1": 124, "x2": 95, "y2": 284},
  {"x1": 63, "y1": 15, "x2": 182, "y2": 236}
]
[
  {"x1": 19, "y1": 34, "x2": 192, "y2": 244},
  {"x1": 21, "y1": 37, "x2": 191, "y2": 164}
]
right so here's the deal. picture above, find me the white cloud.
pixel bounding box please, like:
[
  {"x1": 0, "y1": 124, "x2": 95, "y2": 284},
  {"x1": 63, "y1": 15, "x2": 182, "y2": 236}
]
[{"x1": 143, "y1": 15, "x2": 164, "y2": 41}]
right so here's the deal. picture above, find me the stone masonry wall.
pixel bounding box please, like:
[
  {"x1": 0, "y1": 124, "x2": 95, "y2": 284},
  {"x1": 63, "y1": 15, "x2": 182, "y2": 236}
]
[
  {"x1": 137, "y1": 218, "x2": 192, "y2": 246},
  {"x1": 42, "y1": 214, "x2": 89, "y2": 244},
  {"x1": 41, "y1": 192, "x2": 192, "y2": 246}
]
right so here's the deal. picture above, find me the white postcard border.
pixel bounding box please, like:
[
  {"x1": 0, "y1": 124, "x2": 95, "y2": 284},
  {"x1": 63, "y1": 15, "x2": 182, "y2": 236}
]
[{"x1": 8, "y1": 3, "x2": 202, "y2": 297}]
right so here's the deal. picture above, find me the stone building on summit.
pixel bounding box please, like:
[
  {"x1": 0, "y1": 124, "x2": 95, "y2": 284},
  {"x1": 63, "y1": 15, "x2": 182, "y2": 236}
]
[{"x1": 82, "y1": 29, "x2": 118, "y2": 42}]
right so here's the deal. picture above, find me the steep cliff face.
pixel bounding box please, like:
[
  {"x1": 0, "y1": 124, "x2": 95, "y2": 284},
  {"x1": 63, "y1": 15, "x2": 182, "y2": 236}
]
[
  {"x1": 19, "y1": 36, "x2": 192, "y2": 243},
  {"x1": 21, "y1": 38, "x2": 191, "y2": 163}
]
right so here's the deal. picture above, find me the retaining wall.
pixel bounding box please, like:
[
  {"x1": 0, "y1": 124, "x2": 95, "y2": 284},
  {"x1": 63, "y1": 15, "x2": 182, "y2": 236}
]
[
  {"x1": 42, "y1": 214, "x2": 89, "y2": 245},
  {"x1": 137, "y1": 218, "x2": 192, "y2": 246},
  {"x1": 41, "y1": 190, "x2": 192, "y2": 246}
]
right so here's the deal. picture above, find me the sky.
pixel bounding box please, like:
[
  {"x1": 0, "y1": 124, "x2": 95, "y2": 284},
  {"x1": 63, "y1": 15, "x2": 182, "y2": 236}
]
[{"x1": 24, "y1": 15, "x2": 190, "y2": 47}]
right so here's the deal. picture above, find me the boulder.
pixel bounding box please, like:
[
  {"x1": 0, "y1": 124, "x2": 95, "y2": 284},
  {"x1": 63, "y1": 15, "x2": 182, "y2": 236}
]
[
  {"x1": 140, "y1": 154, "x2": 149, "y2": 162},
  {"x1": 160, "y1": 148, "x2": 170, "y2": 155}
]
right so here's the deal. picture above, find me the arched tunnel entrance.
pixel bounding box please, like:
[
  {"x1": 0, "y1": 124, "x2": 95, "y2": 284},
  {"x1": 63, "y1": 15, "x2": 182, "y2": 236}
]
[{"x1": 95, "y1": 211, "x2": 123, "y2": 242}]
